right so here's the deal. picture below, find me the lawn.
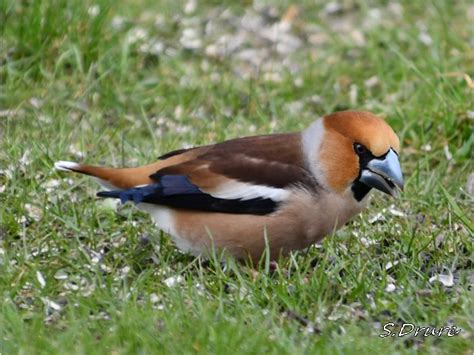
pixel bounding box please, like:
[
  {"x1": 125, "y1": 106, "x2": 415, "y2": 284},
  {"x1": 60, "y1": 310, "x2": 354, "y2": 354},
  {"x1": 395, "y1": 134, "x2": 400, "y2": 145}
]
[{"x1": 1, "y1": 0, "x2": 473, "y2": 353}]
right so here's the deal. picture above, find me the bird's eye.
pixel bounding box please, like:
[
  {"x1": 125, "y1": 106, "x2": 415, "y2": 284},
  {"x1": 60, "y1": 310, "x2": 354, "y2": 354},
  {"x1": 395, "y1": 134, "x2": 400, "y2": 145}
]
[{"x1": 354, "y1": 143, "x2": 367, "y2": 155}]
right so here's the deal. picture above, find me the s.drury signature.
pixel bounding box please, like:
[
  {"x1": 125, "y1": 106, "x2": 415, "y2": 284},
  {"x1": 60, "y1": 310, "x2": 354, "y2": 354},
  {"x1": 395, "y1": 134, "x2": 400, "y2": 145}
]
[{"x1": 379, "y1": 323, "x2": 462, "y2": 338}]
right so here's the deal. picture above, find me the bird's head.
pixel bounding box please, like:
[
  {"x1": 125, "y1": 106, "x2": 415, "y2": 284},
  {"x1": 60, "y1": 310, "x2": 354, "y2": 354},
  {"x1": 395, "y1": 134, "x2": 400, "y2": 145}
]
[{"x1": 306, "y1": 111, "x2": 404, "y2": 201}]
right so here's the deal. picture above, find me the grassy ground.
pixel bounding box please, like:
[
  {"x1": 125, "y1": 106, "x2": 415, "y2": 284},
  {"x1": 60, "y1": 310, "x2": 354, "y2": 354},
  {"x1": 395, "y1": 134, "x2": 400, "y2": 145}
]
[{"x1": 1, "y1": 0, "x2": 473, "y2": 353}]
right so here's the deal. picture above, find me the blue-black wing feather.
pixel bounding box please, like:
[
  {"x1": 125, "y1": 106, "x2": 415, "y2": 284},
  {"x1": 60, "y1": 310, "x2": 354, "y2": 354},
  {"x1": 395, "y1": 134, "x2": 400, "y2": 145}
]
[{"x1": 97, "y1": 174, "x2": 277, "y2": 215}]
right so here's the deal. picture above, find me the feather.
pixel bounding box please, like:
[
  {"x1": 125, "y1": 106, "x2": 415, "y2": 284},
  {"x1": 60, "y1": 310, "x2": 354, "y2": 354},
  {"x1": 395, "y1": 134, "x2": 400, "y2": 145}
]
[
  {"x1": 58, "y1": 133, "x2": 318, "y2": 214},
  {"x1": 97, "y1": 174, "x2": 278, "y2": 214}
]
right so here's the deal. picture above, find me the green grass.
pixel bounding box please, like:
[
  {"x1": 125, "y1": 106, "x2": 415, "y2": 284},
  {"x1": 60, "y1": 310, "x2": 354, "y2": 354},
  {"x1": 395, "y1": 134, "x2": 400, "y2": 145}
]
[{"x1": 1, "y1": 0, "x2": 473, "y2": 353}]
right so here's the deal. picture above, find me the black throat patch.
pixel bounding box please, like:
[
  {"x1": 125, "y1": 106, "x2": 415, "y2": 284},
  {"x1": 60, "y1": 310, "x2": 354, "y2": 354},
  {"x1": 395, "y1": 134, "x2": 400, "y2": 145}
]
[{"x1": 351, "y1": 180, "x2": 372, "y2": 202}]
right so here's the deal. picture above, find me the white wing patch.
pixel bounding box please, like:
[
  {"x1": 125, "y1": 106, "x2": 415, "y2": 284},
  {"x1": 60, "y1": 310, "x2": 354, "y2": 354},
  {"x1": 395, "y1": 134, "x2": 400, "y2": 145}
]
[{"x1": 205, "y1": 180, "x2": 291, "y2": 202}]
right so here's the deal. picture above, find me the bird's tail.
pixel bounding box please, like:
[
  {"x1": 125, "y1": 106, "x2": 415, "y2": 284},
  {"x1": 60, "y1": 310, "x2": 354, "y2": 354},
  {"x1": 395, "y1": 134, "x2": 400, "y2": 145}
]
[{"x1": 54, "y1": 160, "x2": 159, "y2": 190}]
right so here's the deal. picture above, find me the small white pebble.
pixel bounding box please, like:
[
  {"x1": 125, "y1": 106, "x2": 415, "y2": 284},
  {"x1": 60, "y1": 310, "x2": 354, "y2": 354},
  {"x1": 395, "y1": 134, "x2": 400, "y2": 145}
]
[
  {"x1": 174, "y1": 105, "x2": 183, "y2": 119},
  {"x1": 25, "y1": 203, "x2": 43, "y2": 221},
  {"x1": 150, "y1": 293, "x2": 160, "y2": 303},
  {"x1": 0, "y1": 110, "x2": 16, "y2": 117},
  {"x1": 323, "y1": 2, "x2": 342, "y2": 15},
  {"x1": 385, "y1": 260, "x2": 399, "y2": 270},
  {"x1": 421, "y1": 144, "x2": 432, "y2": 152},
  {"x1": 88, "y1": 5, "x2": 100, "y2": 17},
  {"x1": 41, "y1": 297, "x2": 61, "y2": 311},
  {"x1": 418, "y1": 31, "x2": 433, "y2": 46},
  {"x1": 194, "y1": 282, "x2": 205, "y2": 294},
  {"x1": 120, "y1": 266, "x2": 130, "y2": 277},
  {"x1": 385, "y1": 283, "x2": 396, "y2": 292},
  {"x1": 164, "y1": 275, "x2": 184, "y2": 288},
  {"x1": 19, "y1": 150, "x2": 31, "y2": 167},
  {"x1": 360, "y1": 237, "x2": 376, "y2": 246},
  {"x1": 180, "y1": 28, "x2": 202, "y2": 49},
  {"x1": 350, "y1": 30, "x2": 366, "y2": 46},
  {"x1": 29, "y1": 97, "x2": 43, "y2": 108},
  {"x1": 111, "y1": 16, "x2": 125, "y2": 30},
  {"x1": 184, "y1": 0, "x2": 197, "y2": 14},
  {"x1": 465, "y1": 173, "x2": 474, "y2": 195},
  {"x1": 36, "y1": 271, "x2": 46, "y2": 289},
  {"x1": 388, "y1": 3, "x2": 403, "y2": 17},
  {"x1": 304, "y1": 325, "x2": 316, "y2": 334},
  {"x1": 368, "y1": 212, "x2": 385, "y2": 224},
  {"x1": 54, "y1": 270, "x2": 68, "y2": 280},
  {"x1": 429, "y1": 271, "x2": 454, "y2": 287},
  {"x1": 388, "y1": 206, "x2": 406, "y2": 217},
  {"x1": 443, "y1": 145, "x2": 453, "y2": 161},
  {"x1": 68, "y1": 145, "x2": 85, "y2": 159},
  {"x1": 139, "y1": 40, "x2": 164, "y2": 56},
  {"x1": 294, "y1": 77, "x2": 303, "y2": 87},
  {"x1": 364, "y1": 76, "x2": 379, "y2": 89},
  {"x1": 43, "y1": 179, "x2": 61, "y2": 193},
  {"x1": 127, "y1": 27, "x2": 148, "y2": 44},
  {"x1": 64, "y1": 282, "x2": 79, "y2": 291}
]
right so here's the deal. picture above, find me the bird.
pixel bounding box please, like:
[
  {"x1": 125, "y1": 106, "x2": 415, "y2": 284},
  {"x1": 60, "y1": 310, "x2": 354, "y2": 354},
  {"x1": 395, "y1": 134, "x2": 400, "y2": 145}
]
[{"x1": 55, "y1": 110, "x2": 404, "y2": 264}]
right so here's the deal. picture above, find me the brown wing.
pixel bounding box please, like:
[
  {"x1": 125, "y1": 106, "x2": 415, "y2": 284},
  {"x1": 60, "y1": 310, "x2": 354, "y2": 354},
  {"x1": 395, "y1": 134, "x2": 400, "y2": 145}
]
[
  {"x1": 155, "y1": 133, "x2": 317, "y2": 194},
  {"x1": 58, "y1": 132, "x2": 318, "y2": 214},
  {"x1": 56, "y1": 133, "x2": 318, "y2": 198}
]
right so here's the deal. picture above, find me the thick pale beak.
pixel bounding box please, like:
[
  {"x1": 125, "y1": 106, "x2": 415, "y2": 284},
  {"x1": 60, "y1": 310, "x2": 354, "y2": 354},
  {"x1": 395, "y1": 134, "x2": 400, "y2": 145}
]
[{"x1": 359, "y1": 149, "x2": 404, "y2": 197}]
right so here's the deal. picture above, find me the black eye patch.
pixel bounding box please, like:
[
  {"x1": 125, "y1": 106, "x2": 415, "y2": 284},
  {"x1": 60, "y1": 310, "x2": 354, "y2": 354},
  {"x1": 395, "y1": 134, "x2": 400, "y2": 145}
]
[
  {"x1": 353, "y1": 143, "x2": 392, "y2": 165},
  {"x1": 353, "y1": 143, "x2": 375, "y2": 168}
]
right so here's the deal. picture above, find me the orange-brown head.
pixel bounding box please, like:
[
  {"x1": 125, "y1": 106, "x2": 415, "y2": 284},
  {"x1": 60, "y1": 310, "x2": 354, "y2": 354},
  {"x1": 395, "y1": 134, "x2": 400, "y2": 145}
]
[{"x1": 305, "y1": 111, "x2": 403, "y2": 200}]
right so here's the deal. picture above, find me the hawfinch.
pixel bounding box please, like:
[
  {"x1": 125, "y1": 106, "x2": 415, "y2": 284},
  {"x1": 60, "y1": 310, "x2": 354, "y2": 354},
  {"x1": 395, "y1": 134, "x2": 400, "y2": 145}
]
[{"x1": 55, "y1": 111, "x2": 404, "y2": 263}]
